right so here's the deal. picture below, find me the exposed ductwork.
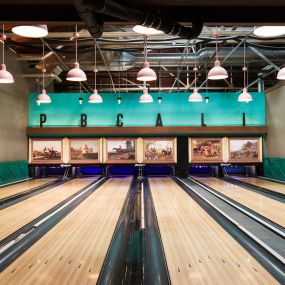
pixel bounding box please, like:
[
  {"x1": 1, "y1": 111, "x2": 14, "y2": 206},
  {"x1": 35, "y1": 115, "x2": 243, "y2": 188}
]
[{"x1": 71, "y1": 0, "x2": 203, "y2": 39}]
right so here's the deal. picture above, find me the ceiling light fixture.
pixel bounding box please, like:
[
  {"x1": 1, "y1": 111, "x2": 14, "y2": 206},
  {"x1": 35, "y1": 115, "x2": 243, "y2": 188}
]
[
  {"x1": 12, "y1": 24, "x2": 48, "y2": 38},
  {"x1": 238, "y1": 40, "x2": 252, "y2": 103},
  {"x1": 88, "y1": 42, "x2": 103, "y2": 104},
  {"x1": 208, "y1": 32, "x2": 228, "y2": 80},
  {"x1": 277, "y1": 67, "x2": 285, "y2": 80},
  {"x1": 137, "y1": 35, "x2": 157, "y2": 82},
  {"x1": 139, "y1": 87, "x2": 154, "y2": 103},
  {"x1": 133, "y1": 25, "x2": 163, "y2": 35},
  {"x1": 66, "y1": 25, "x2": 87, "y2": 82},
  {"x1": 189, "y1": 49, "x2": 203, "y2": 102},
  {"x1": 253, "y1": 26, "x2": 285, "y2": 38},
  {"x1": 37, "y1": 42, "x2": 51, "y2": 105},
  {"x1": 0, "y1": 25, "x2": 14, "y2": 84}
]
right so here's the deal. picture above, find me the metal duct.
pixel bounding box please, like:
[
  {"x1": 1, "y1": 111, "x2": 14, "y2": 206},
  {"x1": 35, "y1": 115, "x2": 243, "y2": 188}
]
[{"x1": 70, "y1": 0, "x2": 203, "y2": 39}]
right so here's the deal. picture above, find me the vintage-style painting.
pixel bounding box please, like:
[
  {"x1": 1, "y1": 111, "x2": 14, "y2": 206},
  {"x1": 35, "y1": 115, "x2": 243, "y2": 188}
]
[
  {"x1": 228, "y1": 138, "x2": 261, "y2": 162},
  {"x1": 69, "y1": 139, "x2": 101, "y2": 163},
  {"x1": 31, "y1": 139, "x2": 62, "y2": 163},
  {"x1": 190, "y1": 138, "x2": 223, "y2": 163},
  {"x1": 105, "y1": 138, "x2": 137, "y2": 163},
  {"x1": 143, "y1": 138, "x2": 176, "y2": 163}
]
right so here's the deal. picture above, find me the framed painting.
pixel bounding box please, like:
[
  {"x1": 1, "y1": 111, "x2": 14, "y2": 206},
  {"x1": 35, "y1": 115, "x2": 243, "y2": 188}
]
[
  {"x1": 31, "y1": 138, "x2": 63, "y2": 164},
  {"x1": 69, "y1": 138, "x2": 101, "y2": 163},
  {"x1": 104, "y1": 138, "x2": 138, "y2": 163},
  {"x1": 227, "y1": 137, "x2": 262, "y2": 163},
  {"x1": 189, "y1": 137, "x2": 224, "y2": 163},
  {"x1": 143, "y1": 138, "x2": 176, "y2": 163}
]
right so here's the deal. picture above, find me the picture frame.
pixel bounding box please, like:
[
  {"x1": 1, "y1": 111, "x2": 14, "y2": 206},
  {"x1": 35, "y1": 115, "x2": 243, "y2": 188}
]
[
  {"x1": 189, "y1": 137, "x2": 224, "y2": 163},
  {"x1": 103, "y1": 138, "x2": 138, "y2": 164},
  {"x1": 30, "y1": 138, "x2": 63, "y2": 164},
  {"x1": 227, "y1": 137, "x2": 262, "y2": 163},
  {"x1": 142, "y1": 137, "x2": 177, "y2": 163},
  {"x1": 68, "y1": 138, "x2": 102, "y2": 164}
]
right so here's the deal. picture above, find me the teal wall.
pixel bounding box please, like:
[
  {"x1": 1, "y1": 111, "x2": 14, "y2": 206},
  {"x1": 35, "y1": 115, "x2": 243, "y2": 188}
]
[
  {"x1": 0, "y1": 160, "x2": 29, "y2": 185},
  {"x1": 28, "y1": 92, "x2": 265, "y2": 127},
  {"x1": 263, "y1": 158, "x2": 285, "y2": 182}
]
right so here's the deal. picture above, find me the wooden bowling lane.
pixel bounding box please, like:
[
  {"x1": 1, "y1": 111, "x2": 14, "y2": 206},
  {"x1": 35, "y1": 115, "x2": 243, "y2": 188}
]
[
  {"x1": 232, "y1": 176, "x2": 285, "y2": 195},
  {"x1": 149, "y1": 177, "x2": 278, "y2": 285},
  {"x1": 0, "y1": 177, "x2": 98, "y2": 242},
  {"x1": 0, "y1": 178, "x2": 55, "y2": 200},
  {"x1": 1, "y1": 177, "x2": 131, "y2": 285},
  {"x1": 195, "y1": 177, "x2": 285, "y2": 228}
]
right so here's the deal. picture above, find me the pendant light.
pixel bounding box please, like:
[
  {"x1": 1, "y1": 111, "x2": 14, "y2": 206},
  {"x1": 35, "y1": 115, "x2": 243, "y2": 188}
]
[
  {"x1": 12, "y1": 24, "x2": 48, "y2": 38},
  {"x1": 137, "y1": 35, "x2": 157, "y2": 82},
  {"x1": 139, "y1": 86, "x2": 153, "y2": 103},
  {"x1": 253, "y1": 26, "x2": 285, "y2": 38},
  {"x1": 66, "y1": 25, "x2": 87, "y2": 82},
  {"x1": 0, "y1": 25, "x2": 14, "y2": 84},
  {"x1": 88, "y1": 42, "x2": 103, "y2": 103},
  {"x1": 238, "y1": 40, "x2": 252, "y2": 103},
  {"x1": 133, "y1": 25, "x2": 163, "y2": 35},
  {"x1": 188, "y1": 49, "x2": 203, "y2": 102},
  {"x1": 208, "y1": 32, "x2": 228, "y2": 80},
  {"x1": 277, "y1": 66, "x2": 285, "y2": 80},
  {"x1": 37, "y1": 42, "x2": 51, "y2": 104}
]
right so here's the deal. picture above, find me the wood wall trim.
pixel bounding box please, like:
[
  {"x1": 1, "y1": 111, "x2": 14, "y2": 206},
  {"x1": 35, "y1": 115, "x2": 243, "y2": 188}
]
[{"x1": 27, "y1": 126, "x2": 268, "y2": 136}]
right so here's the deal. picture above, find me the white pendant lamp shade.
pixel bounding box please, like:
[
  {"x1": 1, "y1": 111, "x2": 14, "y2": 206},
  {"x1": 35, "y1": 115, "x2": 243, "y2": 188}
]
[
  {"x1": 137, "y1": 61, "x2": 157, "y2": 81},
  {"x1": 0, "y1": 27, "x2": 14, "y2": 84},
  {"x1": 12, "y1": 24, "x2": 48, "y2": 38},
  {"x1": 139, "y1": 89, "x2": 153, "y2": 103},
  {"x1": 277, "y1": 67, "x2": 285, "y2": 80},
  {"x1": 88, "y1": 89, "x2": 103, "y2": 103},
  {"x1": 208, "y1": 60, "x2": 228, "y2": 80},
  {"x1": 188, "y1": 88, "x2": 203, "y2": 102},
  {"x1": 133, "y1": 25, "x2": 163, "y2": 35},
  {"x1": 36, "y1": 89, "x2": 51, "y2": 104},
  {"x1": 0, "y1": 64, "x2": 14, "y2": 83},
  {"x1": 66, "y1": 62, "x2": 87, "y2": 81},
  {"x1": 253, "y1": 26, "x2": 285, "y2": 38},
  {"x1": 66, "y1": 26, "x2": 87, "y2": 82},
  {"x1": 238, "y1": 88, "x2": 253, "y2": 102}
]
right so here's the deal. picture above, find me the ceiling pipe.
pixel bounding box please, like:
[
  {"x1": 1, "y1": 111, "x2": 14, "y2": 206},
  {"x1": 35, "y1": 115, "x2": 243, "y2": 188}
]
[{"x1": 71, "y1": 0, "x2": 203, "y2": 39}]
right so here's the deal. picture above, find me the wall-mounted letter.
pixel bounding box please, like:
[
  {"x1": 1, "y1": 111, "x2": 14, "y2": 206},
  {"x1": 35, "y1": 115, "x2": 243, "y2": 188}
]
[
  {"x1": 81, "y1": 114, "x2": 87, "y2": 127},
  {"x1": 201, "y1": 113, "x2": 206, "y2": 126},
  {"x1": 242, "y1": 112, "x2": 246, "y2": 126},
  {"x1": 156, "y1": 113, "x2": 163, "y2": 127},
  {"x1": 40, "y1": 114, "x2": 47, "y2": 127},
  {"x1": 117, "y1": 113, "x2": 123, "y2": 127}
]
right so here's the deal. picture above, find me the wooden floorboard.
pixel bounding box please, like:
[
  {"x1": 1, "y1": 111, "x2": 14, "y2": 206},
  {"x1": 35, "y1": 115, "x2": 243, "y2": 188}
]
[
  {"x1": 0, "y1": 177, "x2": 131, "y2": 285},
  {"x1": 0, "y1": 178, "x2": 98, "y2": 242},
  {"x1": 195, "y1": 177, "x2": 285, "y2": 228},
  {"x1": 149, "y1": 177, "x2": 278, "y2": 285}
]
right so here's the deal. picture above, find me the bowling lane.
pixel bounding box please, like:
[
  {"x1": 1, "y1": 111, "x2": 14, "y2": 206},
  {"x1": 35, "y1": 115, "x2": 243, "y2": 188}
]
[
  {"x1": 231, "y1": 176, "x2": 285, "y2": 195},
  {"x1": 194, "y1": 177, "x2": 285, "y2": 228},
  {"x1": 149, "y1": 177, "x2": 277, "y2": 285},
  {"x1": 1, "y1": 177, "x2": 131, "y2": 285},
  {"x1": 0, "y1": 178, "x2": 55, "y2": 200},
  {"x1": 0, "y1": 177, "x2": 98, "y2": 241}
]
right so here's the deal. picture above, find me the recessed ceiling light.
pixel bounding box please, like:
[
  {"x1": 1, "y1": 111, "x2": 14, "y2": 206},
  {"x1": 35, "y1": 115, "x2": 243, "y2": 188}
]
[
  {"x1": 12, "y1": 25, "x2": 48, "y2": 38},
  {"x1": 133, "y1": 25, "x2": 163, "y2": 35},
  {"x1": 253, "y1": 26, "x2": 285, "y2": 38}
]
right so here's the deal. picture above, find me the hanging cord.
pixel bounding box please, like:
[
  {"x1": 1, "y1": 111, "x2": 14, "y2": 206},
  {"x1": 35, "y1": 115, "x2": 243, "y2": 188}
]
[
  {"x1": 143, "y1": 35, "x2": 148, "y2": 62},
  {"x1": 242, "y1": 39, "x2": 247, "y2": 89},
  {"x1": 94, "y1": 40, "x2": 97, "y2": 90},
  {"x1": 42, "y1": 41, "x2": 45, "y2": 89},
  {"x1": 193, "y1": 41, "x2": 198, "y2": 89},
  {"x1": 2, "y1": 24, "x2": 6, "y2": 65},
  {"x1": 74, "y1": 25, "x2": 79, "y2": 63}
]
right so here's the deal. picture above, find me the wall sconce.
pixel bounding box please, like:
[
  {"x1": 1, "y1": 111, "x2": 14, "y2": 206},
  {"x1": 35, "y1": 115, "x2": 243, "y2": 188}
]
[
  {"x1": 205, "y1": 96, "x2": 209, "y2": 103},
  {"x1": 117, "y1": 96, "x2": 121, "y2": 104},
  {"x1": 78, "y1": 97, "x2": 83, "y2": 105},
  {"x1": 158, "y1": 96, "x2": 162, "y2": 104}
]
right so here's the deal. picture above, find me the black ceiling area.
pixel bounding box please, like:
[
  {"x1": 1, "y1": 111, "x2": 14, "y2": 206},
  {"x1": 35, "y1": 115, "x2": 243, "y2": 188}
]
[{"x1": 1, "y1": 0, "x2": 285, "y2": 93}]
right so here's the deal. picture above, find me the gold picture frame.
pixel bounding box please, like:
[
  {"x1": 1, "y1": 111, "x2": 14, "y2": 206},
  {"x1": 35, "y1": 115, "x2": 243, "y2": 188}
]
[
  {"x1": 189, "y1": 137, "x2": 224, "y2": 163},
  {"x1": 103, "y1": 138, "x2": 138, "y2": 164},
  {"x1": 227, "y1": 137, "x2": 262, "y2": 163},
  {"x1": 69, "y1": 138, "x2": 102, "y2": 164},
  {"x1": 142, "y1": 137, "x2": 177, "y2": 164},
  {"x1": 31, "y1": 138, "x2": 63, "y2": 164}
]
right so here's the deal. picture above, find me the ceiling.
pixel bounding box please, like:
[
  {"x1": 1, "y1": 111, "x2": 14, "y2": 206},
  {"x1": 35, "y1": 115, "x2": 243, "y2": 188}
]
[{"x1": 1, "y1": 0, "x2": 285, "y2": 93}]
